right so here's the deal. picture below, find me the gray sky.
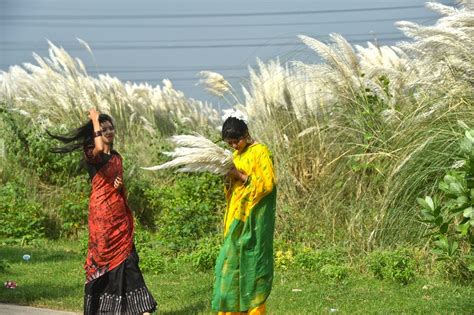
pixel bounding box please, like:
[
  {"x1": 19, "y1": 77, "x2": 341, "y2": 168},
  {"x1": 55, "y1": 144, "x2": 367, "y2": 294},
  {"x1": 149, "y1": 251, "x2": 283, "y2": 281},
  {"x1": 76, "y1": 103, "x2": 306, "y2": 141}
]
[{"x1": 0, "y1": 0, "x2": 455, "y2": 108}]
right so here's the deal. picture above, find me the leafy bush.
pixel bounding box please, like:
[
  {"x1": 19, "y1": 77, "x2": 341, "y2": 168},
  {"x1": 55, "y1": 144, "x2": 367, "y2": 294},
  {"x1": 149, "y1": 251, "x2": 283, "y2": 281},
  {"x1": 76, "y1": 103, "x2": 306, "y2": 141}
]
[
  {"x1": 137, "y1": 246, "x2": 169, "y2": 275},
  {"x1": 144, "y1": 172, "x2": 225, "y2": 251},
  {"x1": 124, "y1": 176, "x2": 156, "y2": 229},
  {"x1": 275, "y1": 245, "x2": 349, "y2": 280},
  {"x1": 366, "y1": 249, "x2": 416, "y2": 285},
  {"x1": 275, "y1": 249, "x2": 295, "y2": 271},
  {"x1": 0, "y1": 109, "x2": 82, "y2": 185},
  {"x1": 25, "y1": 129, "x2": 83, "y2": 185},
  {"x1": 320, "y1": 264, "x2": 350, "y2": 281},
  {"x1": 134, "y1": 227, "x2": 177, "y2": 274},
  {"x1": 294, "y1": 247, "x2": 346, "y2": 272},
  {"x1": 418, "y1": 128, "x2": 474, "y2": 282},
  {"x1": 186, "y1": 235, "x2": 221, "y2": 271},
  {"x1": 53, "y1": 179, "x2": 89, "y2": 238},
  {"x1": 0, "y1": 182, "x2": 45, "y2": 242}
]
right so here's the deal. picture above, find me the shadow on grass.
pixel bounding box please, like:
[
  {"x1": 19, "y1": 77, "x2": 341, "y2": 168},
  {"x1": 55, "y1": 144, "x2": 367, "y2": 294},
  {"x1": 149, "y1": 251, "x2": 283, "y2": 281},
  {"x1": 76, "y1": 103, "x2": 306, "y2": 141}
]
[
  {"x1": 0, "y1": 281, "x2": 81, "y2": 305},
  {"x1": 160, "y1": 299, "x2": 209, "y2": 315},
  {"x1": 0, "y1": 244, "x2": 83, "y2": 306}
]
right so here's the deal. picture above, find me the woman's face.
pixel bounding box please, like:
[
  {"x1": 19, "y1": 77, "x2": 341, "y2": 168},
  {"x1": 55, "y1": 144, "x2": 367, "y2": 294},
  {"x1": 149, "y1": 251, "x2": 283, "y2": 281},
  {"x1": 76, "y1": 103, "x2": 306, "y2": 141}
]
[
  {"x1": 225, "y1": 136, "x2": 247, "y2": 153},
  {"x1": 100, "y1": 121, "x2": 115, "y2": 145}
]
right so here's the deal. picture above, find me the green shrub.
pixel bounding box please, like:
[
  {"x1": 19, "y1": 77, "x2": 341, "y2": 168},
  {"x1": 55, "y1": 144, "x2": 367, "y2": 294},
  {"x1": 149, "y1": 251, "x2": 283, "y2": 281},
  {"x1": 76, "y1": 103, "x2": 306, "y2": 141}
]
[
  {"x1": 55, "y1": 194, "x2": 89, "y2": 238},
  {"x1": 294, "y1": 247, "x2": 346, "y2": 272},
  {"x1": 366, "y1": 249, "x2": 416, "y2": 285},
  {"x1": 435, "y1": 257, "x2": 474, "y2": 283},
  {"x1": 25, "y1": 129, "x2": 83, "y2": 185},
  {"x1": 134, "y1": 227, "x2": 175, "y2": 274},
  {"x1": 145, "y1": 172, "x2": 225, "y2": 251},
  {"x1": 0, "y1": 110, "x2": 82, "y2": 185},
  {"x1": 78, "y1": 229, "x2": 89, "y2": 256},
  {"x1": 418, "y1": 128, "x2": 474, "y2": 282},
  {"x1": 320, "y1": 264, "x2": 350, "y2": 281},
  {"x1": 187, "y1": 235, "x2": 221, "y2": 271},
  {"x1": 0, "y1": 182, "x2": 45, "y2": 242},
  {"x1": 124, "y1": 176, "x2": 156, "y2": 229},
  {"x1": 137, "y1": 246, "x2": 169, "y2": 275},
  {"x1": 275, "y1": 249, "x2": 295, "y2": 271}
]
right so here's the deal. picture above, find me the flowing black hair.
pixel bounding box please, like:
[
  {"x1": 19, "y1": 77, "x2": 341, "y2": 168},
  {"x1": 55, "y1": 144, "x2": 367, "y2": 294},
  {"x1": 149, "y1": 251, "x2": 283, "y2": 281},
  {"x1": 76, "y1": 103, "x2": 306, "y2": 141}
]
[
  {"x1": 47, "y1": 114, "x2": 114, "y2": 153},
  {"x1": 221, "y1": 117, "x2": 248, "y2": 140}
]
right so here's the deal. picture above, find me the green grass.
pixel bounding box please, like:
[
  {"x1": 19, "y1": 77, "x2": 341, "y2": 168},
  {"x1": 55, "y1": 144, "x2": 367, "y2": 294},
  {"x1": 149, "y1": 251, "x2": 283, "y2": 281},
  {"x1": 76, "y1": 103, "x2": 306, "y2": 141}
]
[{"x1": 0, "y1": 240, "x2": 473, "y2": 314}]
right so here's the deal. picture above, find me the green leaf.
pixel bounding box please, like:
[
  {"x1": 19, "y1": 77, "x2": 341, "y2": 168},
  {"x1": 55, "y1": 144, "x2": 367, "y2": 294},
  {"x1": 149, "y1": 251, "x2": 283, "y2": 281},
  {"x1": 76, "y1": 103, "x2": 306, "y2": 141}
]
[
  {"x1": 439, "y1": 222, "x2": 449, "y2": 234},
  {"x1": 434, "y1": 236, "x2": 449, "y2": 251},
  {"x1": 456, "y1": 195, "x2": 469, "y2": 207},
  {"x1": 465, "y1": 130, "x2": 474, "y2": 143},
  {"x1": 417, "y1": 197, "x2": 433, "y2": 212},
  {"x1": 450, "y1": 206, "x2": 468, "y2": 215},
  {"x1": 439, "y1": 181, "x2": 450, "y2": 194},
  {"x1": 449, "y1": 182, "x2": 465, "y2": 196},
  {"x1": 449, "y1": 241, "x2": 459, "y2": 256},
  {"x1": 460, "y1": 138, "x2": 473, "y2": 154},
  {"x1": 425, "y1": 196, "x2": 435, "y2": 211},
  {"x1": 463, "y1": 207, "x2": 474, "y2": 219},
  {"x1": 420, "y1": 211, "x2": 435, "y2": 222},
  {"x1": 444, "y1": 174, "x2": 457, "y2": 185},
  {"x1": 457, "y1": 222, "x2": 470, "y2": 236}
]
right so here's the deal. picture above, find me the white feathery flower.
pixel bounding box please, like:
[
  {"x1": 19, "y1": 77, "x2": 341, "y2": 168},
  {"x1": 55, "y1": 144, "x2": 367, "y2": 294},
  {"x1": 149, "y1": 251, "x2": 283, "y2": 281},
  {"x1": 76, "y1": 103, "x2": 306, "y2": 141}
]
[
  {"x1": 297, "y1": 126, "x2": 319, "y2": 138},
  {"x1": 222, "y1": 108, "x2": 248, "y2": 124},
  {"x1": 76, "y1": 38, "x2": 94, "y2": 56},
  {"x1": 142, "y1": 134, "x2": 233, "y2": 175},
  {"x1": 198, "y1": 71, "x2": 232, "y2": 97}
]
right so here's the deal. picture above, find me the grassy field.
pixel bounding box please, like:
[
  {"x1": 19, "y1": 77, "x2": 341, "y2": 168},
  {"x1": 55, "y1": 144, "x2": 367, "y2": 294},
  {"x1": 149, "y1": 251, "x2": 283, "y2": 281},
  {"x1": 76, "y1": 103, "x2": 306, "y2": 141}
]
[{"x1": 1, "y1": 239, "x2": 473, "y2": 314}]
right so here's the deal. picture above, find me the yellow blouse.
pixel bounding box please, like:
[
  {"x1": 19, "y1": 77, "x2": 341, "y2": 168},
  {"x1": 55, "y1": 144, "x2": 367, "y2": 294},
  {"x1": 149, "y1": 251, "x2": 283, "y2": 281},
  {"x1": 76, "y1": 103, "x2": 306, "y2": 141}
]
[{"x1": 224, "y1": 143, "x2": 275, "y2": 235}]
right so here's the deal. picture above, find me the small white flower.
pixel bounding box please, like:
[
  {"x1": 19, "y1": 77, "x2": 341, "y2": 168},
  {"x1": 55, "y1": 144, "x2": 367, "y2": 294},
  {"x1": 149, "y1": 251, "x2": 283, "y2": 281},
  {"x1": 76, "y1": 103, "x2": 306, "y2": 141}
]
[
  {"x1": 222, "y1": 108, "x2": 248, "y2": 124},
  {"x1": 22, "y1": 254, "x2": 31, "y2": 261}
]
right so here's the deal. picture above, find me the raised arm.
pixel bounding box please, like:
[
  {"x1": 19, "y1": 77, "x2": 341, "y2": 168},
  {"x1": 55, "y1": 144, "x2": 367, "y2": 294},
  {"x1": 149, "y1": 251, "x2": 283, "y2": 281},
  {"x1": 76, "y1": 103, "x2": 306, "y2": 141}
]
[{"x1": 89, "y1": 108, "x2": 104, "y2": 157}]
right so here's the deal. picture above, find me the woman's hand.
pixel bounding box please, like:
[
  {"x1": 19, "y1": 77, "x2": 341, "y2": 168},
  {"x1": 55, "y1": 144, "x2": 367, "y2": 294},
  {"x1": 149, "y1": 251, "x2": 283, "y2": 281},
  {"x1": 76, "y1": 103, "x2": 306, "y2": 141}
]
[
  {"x1": 114, "y1": 176, "x2": 123, "y2": 190},
  {"x1": 88, "y1": 108, "x2": 100, "y2": 122},
  {"x1": 227, "y1": 165, "x2": 248, "y2": 183}
]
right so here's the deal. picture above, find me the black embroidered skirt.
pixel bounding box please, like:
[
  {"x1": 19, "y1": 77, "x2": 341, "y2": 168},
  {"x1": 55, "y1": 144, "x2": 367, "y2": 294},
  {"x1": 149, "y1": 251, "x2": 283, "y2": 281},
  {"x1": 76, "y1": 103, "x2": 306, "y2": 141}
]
[{"x1": 84, "y1": 246, "x2": 157, "y2": 314}]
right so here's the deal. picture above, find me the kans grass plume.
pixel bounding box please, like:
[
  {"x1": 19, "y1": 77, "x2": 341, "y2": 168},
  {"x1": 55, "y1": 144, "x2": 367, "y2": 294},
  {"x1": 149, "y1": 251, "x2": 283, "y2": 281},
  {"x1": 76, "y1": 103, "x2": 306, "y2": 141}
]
[
  {"x1": 0, "y1": 40, "x2": 221, "y2": 135},
  {"x1": 141, "y1": 134, "x2": 233, "y2": 175},
  {"x1": 197, "y1": 71, "x2": 232, "y2": 97}
]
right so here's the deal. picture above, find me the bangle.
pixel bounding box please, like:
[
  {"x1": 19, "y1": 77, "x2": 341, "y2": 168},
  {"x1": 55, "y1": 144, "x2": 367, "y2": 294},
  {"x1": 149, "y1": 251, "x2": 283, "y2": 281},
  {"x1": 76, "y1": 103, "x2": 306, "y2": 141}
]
[{"x1": 93, "y1": 130, "x2": 102, "y2": 138}]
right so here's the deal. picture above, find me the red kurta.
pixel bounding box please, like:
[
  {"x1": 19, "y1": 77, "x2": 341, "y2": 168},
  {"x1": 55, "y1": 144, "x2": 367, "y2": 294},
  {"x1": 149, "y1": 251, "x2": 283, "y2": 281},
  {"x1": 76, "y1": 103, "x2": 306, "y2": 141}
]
[{"x1": 83, "y1": 146, "x2": 134, "y2": 283}]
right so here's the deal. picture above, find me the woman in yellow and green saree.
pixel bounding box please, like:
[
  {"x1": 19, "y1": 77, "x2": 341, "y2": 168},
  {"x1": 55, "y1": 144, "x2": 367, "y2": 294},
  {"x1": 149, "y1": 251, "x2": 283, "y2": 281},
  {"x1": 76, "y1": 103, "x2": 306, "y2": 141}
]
[{"x1": 212, "y1": 114, "x2": 277, "y2": 315}]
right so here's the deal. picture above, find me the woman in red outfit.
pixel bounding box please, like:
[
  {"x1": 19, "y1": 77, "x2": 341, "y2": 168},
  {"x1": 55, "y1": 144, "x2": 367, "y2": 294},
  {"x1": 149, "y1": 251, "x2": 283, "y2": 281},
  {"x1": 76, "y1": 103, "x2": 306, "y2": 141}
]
[{"x1": 49, "y1": 108, "x2": 157, "y2": 314}]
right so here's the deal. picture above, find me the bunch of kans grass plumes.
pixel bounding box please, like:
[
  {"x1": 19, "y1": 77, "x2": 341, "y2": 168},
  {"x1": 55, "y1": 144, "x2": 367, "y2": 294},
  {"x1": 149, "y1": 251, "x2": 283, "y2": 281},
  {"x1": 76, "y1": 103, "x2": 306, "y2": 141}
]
[
  {"x1": 220, "y1": 1, "x2": 474, "y2": 248},
  {"x1": 142, "y1": 134, "x2": 233, "y2": 175},
  {"x1": 0, "y1": 41, "x2": 221, "y2": 137},
  {"x1": 396, "y1": 2, "x2": 474, "y2": 100}
]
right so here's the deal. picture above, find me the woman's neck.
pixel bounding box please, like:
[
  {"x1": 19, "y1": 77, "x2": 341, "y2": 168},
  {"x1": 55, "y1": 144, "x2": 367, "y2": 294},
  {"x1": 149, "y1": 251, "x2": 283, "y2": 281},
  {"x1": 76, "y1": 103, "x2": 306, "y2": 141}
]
[
  {"x1": 103, "y1": 143, "x2": 111, "y2": 154},
  {"x1": 238, "y1": 140, "x2": 255, "y2": 154}
]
